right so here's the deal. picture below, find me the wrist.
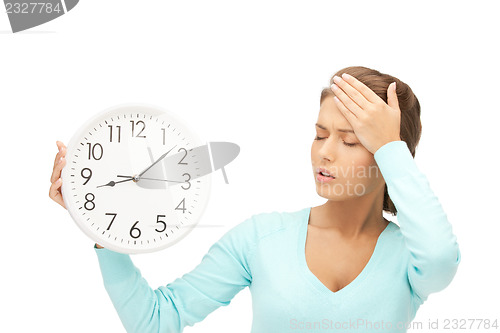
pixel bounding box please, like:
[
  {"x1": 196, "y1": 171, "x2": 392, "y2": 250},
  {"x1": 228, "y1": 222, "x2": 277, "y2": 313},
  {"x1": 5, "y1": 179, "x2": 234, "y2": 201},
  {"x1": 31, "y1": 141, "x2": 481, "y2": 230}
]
[{"x1": 374, "y1": 139, "x2": 402, "y2": 154}]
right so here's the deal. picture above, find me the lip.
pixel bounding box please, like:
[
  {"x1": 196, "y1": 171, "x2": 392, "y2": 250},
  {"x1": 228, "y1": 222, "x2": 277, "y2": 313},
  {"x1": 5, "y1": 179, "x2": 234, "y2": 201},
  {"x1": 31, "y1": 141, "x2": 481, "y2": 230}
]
[
  {"x1": 315, "y1": 167, "x2": 336, "y2": 183},
  {"x1": 316, "y1": 167, "x2": 336, "y2": 178}
]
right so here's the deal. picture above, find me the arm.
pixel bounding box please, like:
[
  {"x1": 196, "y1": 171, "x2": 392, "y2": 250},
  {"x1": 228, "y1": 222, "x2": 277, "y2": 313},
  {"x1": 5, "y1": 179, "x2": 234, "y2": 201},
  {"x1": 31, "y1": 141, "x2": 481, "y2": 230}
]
[
  {"x1": 374, "y1": 141, "x2": 461, "y2": 304},
  {"x1": 94, "y1": 215, "x2": 259, "y2": 333}
]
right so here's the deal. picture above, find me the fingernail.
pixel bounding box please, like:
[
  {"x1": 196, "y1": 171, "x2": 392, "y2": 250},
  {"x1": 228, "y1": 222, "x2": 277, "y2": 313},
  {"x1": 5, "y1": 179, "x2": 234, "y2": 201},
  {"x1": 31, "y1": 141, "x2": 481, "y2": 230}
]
[
  {"x1": 342, "y1": 73, "x2": 351, "y2": 80},
  {"x1": 58, "y1": 157, "x2": 63, "y2": 164}
]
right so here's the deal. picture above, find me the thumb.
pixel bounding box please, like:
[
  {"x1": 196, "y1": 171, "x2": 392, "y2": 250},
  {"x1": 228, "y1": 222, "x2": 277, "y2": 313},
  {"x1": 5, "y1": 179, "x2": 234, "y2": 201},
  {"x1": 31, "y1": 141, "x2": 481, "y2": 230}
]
[{"x1": 387, "y1": 82, "x2": 399, "y2": 110}]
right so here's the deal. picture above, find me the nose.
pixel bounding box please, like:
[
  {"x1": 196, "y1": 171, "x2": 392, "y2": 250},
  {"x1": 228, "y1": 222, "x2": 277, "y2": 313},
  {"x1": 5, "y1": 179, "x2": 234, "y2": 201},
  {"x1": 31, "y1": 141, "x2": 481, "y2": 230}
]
[{"x1": 317, "y1": 137, "x2": 337, "y2": 162}]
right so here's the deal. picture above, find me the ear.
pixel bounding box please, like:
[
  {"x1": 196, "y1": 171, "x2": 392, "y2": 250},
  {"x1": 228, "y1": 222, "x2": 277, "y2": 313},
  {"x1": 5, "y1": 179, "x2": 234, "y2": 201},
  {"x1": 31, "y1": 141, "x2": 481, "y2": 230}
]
[{"x1": 387, "y1": 82, "x2": 399, "y2": 110}]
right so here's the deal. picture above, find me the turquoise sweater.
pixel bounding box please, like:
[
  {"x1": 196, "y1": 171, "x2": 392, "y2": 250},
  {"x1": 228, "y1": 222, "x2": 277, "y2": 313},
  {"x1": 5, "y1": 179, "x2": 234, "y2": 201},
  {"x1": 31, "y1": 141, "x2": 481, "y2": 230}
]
[{"x1": 94, "y1": 140, "x2": 461, "y2": 332}]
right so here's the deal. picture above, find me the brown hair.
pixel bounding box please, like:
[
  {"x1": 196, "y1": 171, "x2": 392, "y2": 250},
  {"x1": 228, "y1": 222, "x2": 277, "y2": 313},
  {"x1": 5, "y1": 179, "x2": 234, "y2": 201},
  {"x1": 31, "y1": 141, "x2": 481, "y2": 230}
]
[{"x1": 320, "y1": 66, "x2": 422, "y2": 216}]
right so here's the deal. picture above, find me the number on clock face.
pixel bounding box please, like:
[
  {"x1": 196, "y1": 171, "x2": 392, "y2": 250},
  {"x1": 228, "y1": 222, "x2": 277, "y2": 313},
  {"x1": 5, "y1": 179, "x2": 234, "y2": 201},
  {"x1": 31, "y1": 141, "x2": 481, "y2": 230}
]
[{"x1": 62, "y1": 106, "x2": 211, "y2": 254}]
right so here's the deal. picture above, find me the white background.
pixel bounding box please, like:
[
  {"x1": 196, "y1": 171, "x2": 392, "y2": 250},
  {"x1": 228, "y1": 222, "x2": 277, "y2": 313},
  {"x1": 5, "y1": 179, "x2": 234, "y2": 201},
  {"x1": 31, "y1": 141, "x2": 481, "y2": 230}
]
[{"x1": 1, "y1": 0, "x2": 499, "y2": 332}]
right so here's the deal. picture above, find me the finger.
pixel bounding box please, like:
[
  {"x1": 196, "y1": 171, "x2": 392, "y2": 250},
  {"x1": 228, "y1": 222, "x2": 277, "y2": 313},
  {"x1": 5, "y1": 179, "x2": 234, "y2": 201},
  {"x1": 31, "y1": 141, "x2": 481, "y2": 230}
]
[
  {"x1": 51, "y1": 156, "x2": 66, "y2": 183},
  {"x1": 55, "y1": 141, "x2": 67, "y2": 157},
  {"x1": 333, "y1": 75, "x2": 370, "y2": 110},
  {"x1": 53, "y1": 145, "x2": 66, "y2": 169},
  {"x1": 55, "y1": 141, "x2": 64, "y2": 158},
  {"x1": 49, "y1": 178, "x2": 67, "y2": 209},
  {"x1": 331, "y1": 83, "x2": 363, "y2": 118},
  {"x1": 340, "y1": 73, "x2": 382, "y2": 105},
  {"x1": 56, "y1": 140, "x2": 67, "y2": 150},
  {"x1": 387, "y1": 82, "x2": 400, "y2": 110},
  {"x1": 332, "y1": 95, "x2": 358, "y2": 127},
  {"x1": 53, "y1": 144, "x2": 61, "y2": 166},
  {"x1": 53, "y1": 149, "x2": 64, "y2": 169}
]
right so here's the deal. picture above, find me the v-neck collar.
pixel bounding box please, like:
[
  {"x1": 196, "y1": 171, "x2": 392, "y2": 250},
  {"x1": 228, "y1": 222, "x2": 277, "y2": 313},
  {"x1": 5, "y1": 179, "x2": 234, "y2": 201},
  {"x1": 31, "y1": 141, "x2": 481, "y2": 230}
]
[{"x1": 297, "y1": 207, "x2": 394, "y2": 301}]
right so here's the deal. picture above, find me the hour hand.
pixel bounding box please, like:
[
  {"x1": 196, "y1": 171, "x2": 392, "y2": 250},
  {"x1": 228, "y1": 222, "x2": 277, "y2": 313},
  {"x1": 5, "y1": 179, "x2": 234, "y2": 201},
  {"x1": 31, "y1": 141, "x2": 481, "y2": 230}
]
[
  {"x1": 136, "y1": 177, "x2": 183, "y2": 183},
  {"x1": 117, "y1": 174, "x2": 183, "y2": 185},
  {"x1": 96, "y1": 177, "x2": 134, "y2": 188}
]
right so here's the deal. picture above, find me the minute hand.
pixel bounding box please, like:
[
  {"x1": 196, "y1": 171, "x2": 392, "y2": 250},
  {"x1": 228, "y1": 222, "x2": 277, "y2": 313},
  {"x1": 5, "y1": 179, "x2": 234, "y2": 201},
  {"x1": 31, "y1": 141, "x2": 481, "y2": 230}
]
[{"x1": 136, "y1": 144, "x2": 177, "y2": 180}]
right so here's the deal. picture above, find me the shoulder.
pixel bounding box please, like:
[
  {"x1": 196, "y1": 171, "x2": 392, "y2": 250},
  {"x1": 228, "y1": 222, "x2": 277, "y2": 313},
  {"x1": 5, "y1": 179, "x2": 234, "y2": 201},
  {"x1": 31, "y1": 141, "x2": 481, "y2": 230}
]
[
  {"x1": 218, "y1": 207, "x2": 307, "y2": 245},
  {"x1": 384, "y1": 221, "x2": 408, "y2": 252},
  {"x1": 387, "y1": 221, "x2": 402, "y2": 237},
  {"x1": 206, "y1": 208, "x2": 308, "y2": 273},
  {"x1": 245, "y1": 206, "x2": 307, "y2": 238}
]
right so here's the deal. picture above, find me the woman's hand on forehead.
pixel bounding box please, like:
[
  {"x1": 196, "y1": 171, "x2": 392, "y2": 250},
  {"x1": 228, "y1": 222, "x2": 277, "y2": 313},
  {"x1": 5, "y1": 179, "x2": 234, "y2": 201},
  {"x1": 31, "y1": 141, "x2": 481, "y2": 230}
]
[{"x1": 330, "y1": 73, "x2": 402, "y2": 154}]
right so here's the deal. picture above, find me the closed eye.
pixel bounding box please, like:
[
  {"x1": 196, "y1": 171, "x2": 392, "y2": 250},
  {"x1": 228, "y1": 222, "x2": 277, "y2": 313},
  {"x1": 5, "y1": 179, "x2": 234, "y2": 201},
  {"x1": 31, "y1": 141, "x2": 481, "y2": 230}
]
[{"x1": 314, "y1": 136, "x2": 357, "y2": 147}]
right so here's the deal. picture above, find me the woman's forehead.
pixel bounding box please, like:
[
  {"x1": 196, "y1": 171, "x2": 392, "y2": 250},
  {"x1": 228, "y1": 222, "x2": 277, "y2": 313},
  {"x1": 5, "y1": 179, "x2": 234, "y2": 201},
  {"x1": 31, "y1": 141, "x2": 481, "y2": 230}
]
[{"x1": 317, "y1": 109, "x2": 353, "y2": 133}]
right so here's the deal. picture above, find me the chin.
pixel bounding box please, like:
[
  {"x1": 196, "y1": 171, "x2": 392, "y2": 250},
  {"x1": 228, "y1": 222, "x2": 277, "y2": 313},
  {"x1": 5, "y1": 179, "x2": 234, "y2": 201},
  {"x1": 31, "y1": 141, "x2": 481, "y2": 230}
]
[
  {"x1": 314, "y1": 179, "x2": 370, "y2": 200},
  {"x1": 315, "y1": 184, "x2": 345, "y2": 200}
]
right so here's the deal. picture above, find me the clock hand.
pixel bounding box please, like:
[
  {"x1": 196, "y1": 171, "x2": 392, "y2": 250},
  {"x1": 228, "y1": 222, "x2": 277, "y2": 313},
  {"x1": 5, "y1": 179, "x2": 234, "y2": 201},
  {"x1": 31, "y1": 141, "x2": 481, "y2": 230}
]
[
  {"x1": 136, "y1": 144, "x2": 177, "y2": 180},
  {"x1": 96, "y1": 178, "x2": 135, "y2": 188},
  {"x1": 97, "y1": 169, "x2": 183, "y2": 189},
  {"x1": 139, "y1": 177, "x2": 184, "y2": 183},
  {"x1": 116, "y1": 175, "x2": 183, "y2": 184}
]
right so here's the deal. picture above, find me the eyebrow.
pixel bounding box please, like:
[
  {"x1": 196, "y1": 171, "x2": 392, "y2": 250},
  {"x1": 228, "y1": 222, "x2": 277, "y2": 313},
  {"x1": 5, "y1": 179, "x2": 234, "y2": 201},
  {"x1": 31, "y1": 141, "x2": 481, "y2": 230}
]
[{"x1": 315, "y1": 123, "x2": 355, "y2": 133}]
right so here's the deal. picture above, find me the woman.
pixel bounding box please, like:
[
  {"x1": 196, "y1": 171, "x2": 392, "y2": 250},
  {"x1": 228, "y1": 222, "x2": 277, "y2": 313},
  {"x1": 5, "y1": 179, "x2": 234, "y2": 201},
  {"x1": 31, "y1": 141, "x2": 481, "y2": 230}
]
[{"x1": 49, "y1": 66, "x2": 461, "y2": 332}]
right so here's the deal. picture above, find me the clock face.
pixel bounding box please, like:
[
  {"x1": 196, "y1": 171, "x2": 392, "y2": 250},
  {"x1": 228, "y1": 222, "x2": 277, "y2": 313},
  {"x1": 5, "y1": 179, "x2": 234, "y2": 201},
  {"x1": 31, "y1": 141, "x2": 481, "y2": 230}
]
[{"x1": 61, "y1": 104, "x2": 211, "y2": 254}]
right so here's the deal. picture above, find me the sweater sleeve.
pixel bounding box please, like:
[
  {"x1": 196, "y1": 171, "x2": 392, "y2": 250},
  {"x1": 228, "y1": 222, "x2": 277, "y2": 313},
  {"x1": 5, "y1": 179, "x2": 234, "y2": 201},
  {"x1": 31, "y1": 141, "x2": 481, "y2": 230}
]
[
  {"x1": 374, "y1": 140, "x2": 461, "y2": 304},
  {"x1": 94, "y1": 215, "x2": 259, "y2": 333}
]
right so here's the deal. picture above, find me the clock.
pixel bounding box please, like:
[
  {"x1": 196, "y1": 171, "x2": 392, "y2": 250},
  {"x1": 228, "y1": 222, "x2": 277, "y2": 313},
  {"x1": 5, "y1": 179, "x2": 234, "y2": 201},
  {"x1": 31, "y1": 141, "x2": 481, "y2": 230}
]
[{"x1": 61, "y1": 103, "x2": 212, "y2": 254}]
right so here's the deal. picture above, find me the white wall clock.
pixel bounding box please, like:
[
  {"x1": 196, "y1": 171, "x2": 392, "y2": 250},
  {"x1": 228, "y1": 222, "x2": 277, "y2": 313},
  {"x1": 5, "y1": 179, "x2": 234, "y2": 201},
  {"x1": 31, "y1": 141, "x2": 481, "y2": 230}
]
[{"x1": 61, "y1": 103, "x2": 238, "y2": 254}]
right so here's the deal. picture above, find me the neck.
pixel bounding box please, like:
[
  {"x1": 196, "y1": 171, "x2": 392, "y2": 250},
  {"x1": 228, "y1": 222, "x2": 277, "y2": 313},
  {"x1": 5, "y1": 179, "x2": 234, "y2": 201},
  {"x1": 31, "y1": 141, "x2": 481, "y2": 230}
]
[{"x1": 310, "y1": 186, "x2": 387, "y2": 240}]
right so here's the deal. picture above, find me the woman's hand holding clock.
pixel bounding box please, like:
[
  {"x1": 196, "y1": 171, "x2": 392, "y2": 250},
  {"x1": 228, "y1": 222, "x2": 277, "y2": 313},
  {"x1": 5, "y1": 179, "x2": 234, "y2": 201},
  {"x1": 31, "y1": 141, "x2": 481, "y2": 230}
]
[
  {"x1": 49, "y1": 141, "x2": 104, "y2": 249},
  {"x1": 50, "y1": 141, "x2": 67, "y2": 209},
  {"x1": 49, "y1": 104, "x2": 211, "y2": 253}
]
